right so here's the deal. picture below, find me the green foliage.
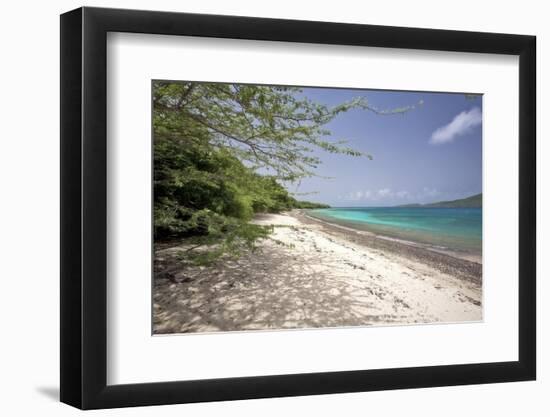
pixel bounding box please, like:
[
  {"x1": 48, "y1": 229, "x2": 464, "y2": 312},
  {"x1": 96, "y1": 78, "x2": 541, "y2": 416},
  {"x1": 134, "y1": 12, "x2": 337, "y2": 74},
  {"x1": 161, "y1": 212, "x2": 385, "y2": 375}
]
[
  {"x1": 153, "y1": 81, "x2": 378, "y2": 263},
  {"x1": 153, "y1": 81, "x2": 379, "y2": 181},
  {"x1": 464, "y1": 94, "x2": 481, "y2": 101},
  {"x1": 292, "y1": 200, "x2": 331, "y2": 209},
  {"x1": 176, "y1": 220, "x2": 274, "y2": 266}
]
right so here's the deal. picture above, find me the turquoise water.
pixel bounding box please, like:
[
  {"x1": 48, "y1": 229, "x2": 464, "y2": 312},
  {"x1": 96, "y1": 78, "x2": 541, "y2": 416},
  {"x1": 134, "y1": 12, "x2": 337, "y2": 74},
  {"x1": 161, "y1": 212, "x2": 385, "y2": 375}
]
[{"x1": 308, "y1": 207, "x2": 482, "y2": 256}]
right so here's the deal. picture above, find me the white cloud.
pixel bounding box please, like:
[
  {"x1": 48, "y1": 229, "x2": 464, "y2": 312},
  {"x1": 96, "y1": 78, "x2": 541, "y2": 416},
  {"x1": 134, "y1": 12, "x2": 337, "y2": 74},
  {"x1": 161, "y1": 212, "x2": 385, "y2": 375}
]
[
  {"x1": 341, "y1": 189, "x2": 374, "y2": 201},
  {"x1": 342, "y1": 190, "x2": 366, "y2": 201},
  {"x1": 340, "y1": 188, "x2": 413, "y2": 202},
  {"x1": 422, "y1": 187, "x2": 440, "y2": 198},
  {"x1": 430, "y1": 107, "x2": 482, "y2": 145},
  {"x1": 377, "y1": 188, "x2": 392, "y2": 197}
]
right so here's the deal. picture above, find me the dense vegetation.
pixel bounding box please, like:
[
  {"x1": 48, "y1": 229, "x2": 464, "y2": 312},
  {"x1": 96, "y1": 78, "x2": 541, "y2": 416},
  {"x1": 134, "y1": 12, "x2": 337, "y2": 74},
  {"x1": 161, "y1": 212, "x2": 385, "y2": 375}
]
[
  {"x1": 398, "y1": 193, "x2": 482, "y2": 208},
  {"x1": 292, "y1": 201, "x2": 331, "y2": 209},
  {"x1": 153, "y1": 81, "x2": 405, "y2": 263}
]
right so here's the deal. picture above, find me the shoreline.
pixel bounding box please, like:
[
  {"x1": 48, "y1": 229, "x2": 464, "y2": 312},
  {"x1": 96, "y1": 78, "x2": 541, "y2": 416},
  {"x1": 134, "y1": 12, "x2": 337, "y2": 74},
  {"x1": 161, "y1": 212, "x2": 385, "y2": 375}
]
[
  {"x1": 154, "y1": 211, "x2": 482, "y2": 334},
  {"x1": 304, "y1": 209, "x2": 482, "y2": 264},
  {"x1": 293, "y1": 210, "x2": 481, "y2": 285}
]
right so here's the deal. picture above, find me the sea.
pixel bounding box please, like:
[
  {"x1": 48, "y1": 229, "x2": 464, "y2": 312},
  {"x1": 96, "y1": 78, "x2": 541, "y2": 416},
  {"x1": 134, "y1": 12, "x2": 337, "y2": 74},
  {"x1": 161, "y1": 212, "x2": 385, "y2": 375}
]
[{"x1": 307, "y1": 207, "x2": 482, "y2": 261}]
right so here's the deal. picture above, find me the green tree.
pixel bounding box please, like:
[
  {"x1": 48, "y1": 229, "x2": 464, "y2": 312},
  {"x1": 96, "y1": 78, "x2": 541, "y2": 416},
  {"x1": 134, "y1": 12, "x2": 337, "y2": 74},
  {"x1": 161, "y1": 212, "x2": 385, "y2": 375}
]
[{"x1": 153, "y1": 81, "x2": 412, "y2": 263}]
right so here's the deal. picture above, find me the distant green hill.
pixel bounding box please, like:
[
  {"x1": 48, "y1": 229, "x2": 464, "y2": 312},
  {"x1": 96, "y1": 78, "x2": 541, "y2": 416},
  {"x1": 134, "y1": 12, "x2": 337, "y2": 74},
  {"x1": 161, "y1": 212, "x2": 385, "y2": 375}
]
[{"x1": 398, "y1": 193, "x2": 482, "y2": 208}]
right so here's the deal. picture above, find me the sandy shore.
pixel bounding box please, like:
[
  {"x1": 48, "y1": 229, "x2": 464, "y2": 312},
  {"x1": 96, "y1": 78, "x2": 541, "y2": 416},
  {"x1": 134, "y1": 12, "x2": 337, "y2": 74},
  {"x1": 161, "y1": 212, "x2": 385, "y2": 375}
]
[{"x1": 154, "y1": 211, "x2": 482, "y2": 334}]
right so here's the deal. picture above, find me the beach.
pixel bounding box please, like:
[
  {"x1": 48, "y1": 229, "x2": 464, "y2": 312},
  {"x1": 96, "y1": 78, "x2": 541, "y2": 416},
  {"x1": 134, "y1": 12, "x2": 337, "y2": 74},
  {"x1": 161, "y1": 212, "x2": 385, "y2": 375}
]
[{"x1": 153, "y1": 210, "x2": 482, "y2": 334}]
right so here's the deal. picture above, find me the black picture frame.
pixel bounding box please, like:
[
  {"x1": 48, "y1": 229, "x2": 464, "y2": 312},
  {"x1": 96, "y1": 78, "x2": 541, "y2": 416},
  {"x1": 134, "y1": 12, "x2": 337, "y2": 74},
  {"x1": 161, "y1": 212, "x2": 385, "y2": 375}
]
[{"x1": 60, "y1": 6, "x2": 536, "y2": 410}]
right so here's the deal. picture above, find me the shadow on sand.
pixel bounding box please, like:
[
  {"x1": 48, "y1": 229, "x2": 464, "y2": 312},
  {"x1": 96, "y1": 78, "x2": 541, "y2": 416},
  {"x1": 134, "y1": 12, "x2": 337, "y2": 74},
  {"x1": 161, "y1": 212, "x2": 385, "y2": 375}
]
[{"x1": 153, "y1": 233, "x2": 411, "y2": 334}]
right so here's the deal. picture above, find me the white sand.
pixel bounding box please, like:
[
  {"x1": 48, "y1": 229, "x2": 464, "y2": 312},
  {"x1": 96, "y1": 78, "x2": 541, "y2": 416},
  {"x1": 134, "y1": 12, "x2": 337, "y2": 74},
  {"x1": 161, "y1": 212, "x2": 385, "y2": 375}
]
[{"x1": 154, "y1": 213, "x2": 482, "y2": 333}]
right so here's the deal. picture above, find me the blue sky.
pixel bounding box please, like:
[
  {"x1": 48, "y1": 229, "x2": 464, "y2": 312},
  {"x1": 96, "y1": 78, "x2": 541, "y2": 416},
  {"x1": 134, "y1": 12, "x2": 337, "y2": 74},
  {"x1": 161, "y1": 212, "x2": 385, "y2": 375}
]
[{"x1": 288, "y1": 87, "x2": 482, "y2": 207}]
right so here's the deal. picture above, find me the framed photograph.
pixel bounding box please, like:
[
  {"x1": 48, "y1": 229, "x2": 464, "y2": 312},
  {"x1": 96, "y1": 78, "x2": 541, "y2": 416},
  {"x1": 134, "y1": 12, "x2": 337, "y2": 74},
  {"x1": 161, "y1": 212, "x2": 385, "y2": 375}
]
[{"x1": 60, "y1": 6, "x2": 536, "y2": 409}]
